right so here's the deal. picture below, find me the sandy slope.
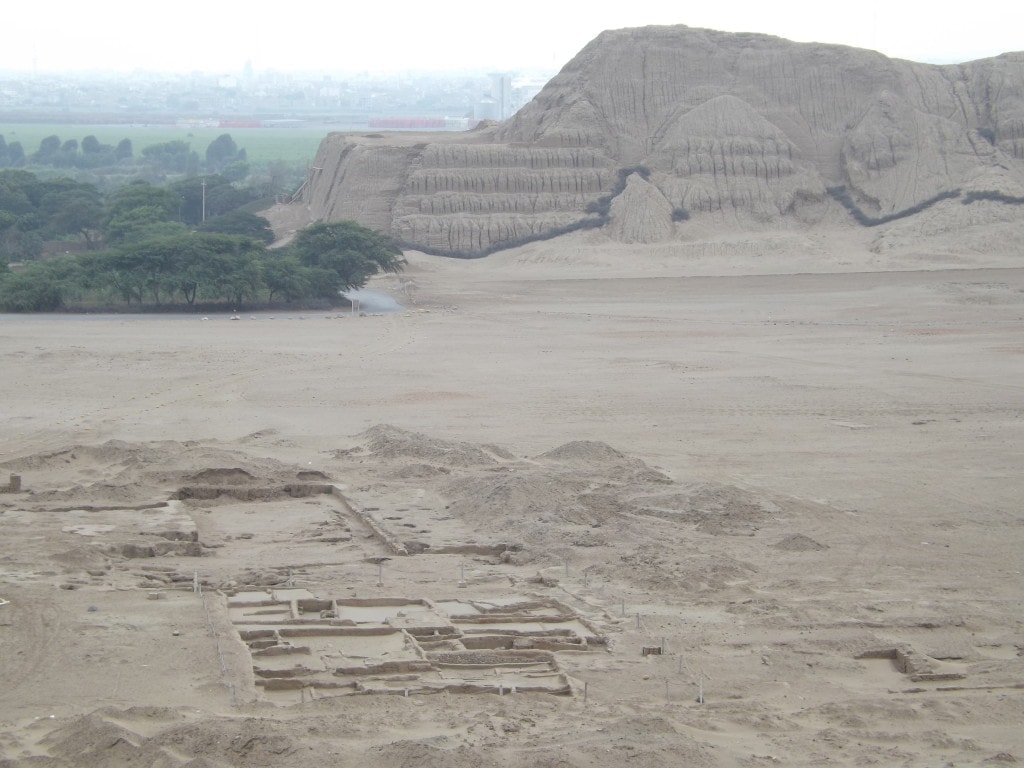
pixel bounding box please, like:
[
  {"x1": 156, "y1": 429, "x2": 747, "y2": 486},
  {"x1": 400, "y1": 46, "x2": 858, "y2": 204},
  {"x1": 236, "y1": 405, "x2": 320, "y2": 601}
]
[{"x1": 0, "y1": 237, "x2": 1022, "y2": 767}]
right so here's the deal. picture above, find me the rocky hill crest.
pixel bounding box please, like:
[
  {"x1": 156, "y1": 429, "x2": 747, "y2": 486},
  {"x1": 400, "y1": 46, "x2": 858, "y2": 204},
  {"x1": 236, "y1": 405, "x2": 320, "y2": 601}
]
[{"x1": 288, "y1": 25, "x2": 1024, "y2": 256}]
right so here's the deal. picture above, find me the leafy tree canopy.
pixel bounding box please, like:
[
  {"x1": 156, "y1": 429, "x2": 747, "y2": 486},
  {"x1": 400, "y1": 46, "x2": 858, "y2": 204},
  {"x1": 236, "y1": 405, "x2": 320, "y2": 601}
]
[
  {"x1": 167, "y1": 175, "x2": 260, "y2": 226},
  {"x1": 205, "y1": 134, "x2": 240, "y2": 171},
  {"x1": 105, "y1": 181, "x2": 179, "y2": 225},
  {"x1": 32, "y1": 135, "x2": 61, "y2": 163},
  {"x1": 140, "y1": 140, "x2": 195, "y2": 174},
  {"x1": 0, "y1": 256, "x2": 78, "y2": 311},
  {"x1": 0, "y1": 172, "x2": 106, "y2": 259},
  {"x1": 289, "y1": 220, "x2": 404, "y2": 292},
  {"x1": 198, "y1": 210, "x2": 275, "y2": 243}
]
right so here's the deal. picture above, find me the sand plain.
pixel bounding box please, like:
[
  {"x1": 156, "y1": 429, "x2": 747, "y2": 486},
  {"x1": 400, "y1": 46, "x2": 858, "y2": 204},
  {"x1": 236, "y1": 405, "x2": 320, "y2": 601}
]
[{"x1": 1, "y1": 234, "x2": 1022, "y2": 767}]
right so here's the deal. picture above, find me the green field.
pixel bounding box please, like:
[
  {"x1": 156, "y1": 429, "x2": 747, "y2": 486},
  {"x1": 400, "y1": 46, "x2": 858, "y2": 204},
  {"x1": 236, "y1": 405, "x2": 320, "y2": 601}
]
[{"x1": 1, "y1": 123, "x2": 332, "y2": 165}]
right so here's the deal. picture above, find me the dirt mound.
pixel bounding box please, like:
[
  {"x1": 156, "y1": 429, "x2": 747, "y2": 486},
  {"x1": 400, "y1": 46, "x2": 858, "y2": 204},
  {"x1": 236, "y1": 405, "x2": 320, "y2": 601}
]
[
  {"x1": 772, "y1": 533, "x2": 829, "y2": 551},
  {"x1": 0, "y1": 440, "x2": 155, "y2": 473},
  {"x1": 617, "y1": 546, "x2": 758, "y2": 592},
  {"x1": 480, "y1": 443, "x2": 518, "y2": 461},
  {"x1": 152, "y1": 720, "x2": 298, "y2": 766},
  {"x1": 40, "y1": 713, "x2": 142, "y2": 762},
  {"x1": 441, "y1": 470, "x2": 592, "y2": 534},
  {"x1": 434, "y1": 439, "x2": 683, "y2": 549},
  {"x1": 2, "y1": 441, "x2": 300, "y2": 506},
  {"x1": 51, "y1": 545, "x2": 111, "y2": 570},
  {"x1": 537, "y1": 440, "x2": 671, "y2": 483},
  {"x1": 392, "y1": 463, "x2": 452, "y2": 479},
  {"x1": 358, "y1": 424, "x2": 498, "y2": 467},
  {"x1": 364, "y1": 740, "x2": 450, "y2": 767},
  {"x1": 636, "y1": 483, "x2": 779, "y2": 535},
  {"x1": 188, "y1": 468, "x2": 258, "y2": 485},
  {"x1": 538, "y1": 440, "x2": 627, "y2": 463}
]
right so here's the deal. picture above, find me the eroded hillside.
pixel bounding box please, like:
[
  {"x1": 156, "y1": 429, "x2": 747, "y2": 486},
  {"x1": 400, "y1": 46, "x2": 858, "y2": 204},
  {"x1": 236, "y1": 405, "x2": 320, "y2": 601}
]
[{"x1": 279, "y1": 25, "x2": 1024, "y2": 256}]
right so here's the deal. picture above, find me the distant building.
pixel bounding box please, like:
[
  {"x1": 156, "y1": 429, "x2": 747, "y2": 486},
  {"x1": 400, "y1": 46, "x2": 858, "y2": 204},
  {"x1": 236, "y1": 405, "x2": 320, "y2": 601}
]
[
  {"x1": 489, "y1": 73, "x2": 512, "y2": 120},
  {"x1": 476, "y1": 73, "x2": 547, "y2": 122},
  {"x1": 474, "y1": 95, "x2": 499, "y2": 121}
]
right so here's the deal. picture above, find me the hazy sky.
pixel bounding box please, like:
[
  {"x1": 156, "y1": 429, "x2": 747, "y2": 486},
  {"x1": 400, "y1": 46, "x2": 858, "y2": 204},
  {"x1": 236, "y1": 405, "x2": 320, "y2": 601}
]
[{"x1": 3, "y1": 0, "x2": 1021, "y2": 75}]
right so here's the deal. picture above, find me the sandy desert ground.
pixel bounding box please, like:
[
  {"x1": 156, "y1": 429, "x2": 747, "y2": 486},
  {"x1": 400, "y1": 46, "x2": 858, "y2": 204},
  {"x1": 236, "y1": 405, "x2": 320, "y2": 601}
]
[{"x1": 1, "y1": 231, "x2": 1022, "y2": 767}]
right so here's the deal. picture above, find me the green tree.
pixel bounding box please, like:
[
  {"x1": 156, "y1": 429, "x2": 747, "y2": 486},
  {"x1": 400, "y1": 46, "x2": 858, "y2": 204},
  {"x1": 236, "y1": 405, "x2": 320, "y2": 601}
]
[
  {"x1": 115, "y1": 138, "x2": 133, "y2": 162},
  {"x1": 114, "y1": 236, "x2": 181, "y2": 304},
  {"x1": 289, "y1": 220, "x2": 404, "y2": 294},
  {"x1": 0, "y1": 170, "x2": 36, "y2": 216},
  {"x1": 249, "y1": 160, "x2": 301, "y2": 197},
  {"x1": 105, "y1": 206, "x2": 188, "y2": 245},
  {"x1": 168, "y1": 175, "x2": 258, "y2": 225},
  {"x1": 79, "y1": 248, "x2": 146, "y2": 304},
  {"x1": 4, "y1": 231, "x2": 44, "y2": 261},
  {"x1": 0, "y1": 170, "x2": 54, "y2": 261},
  {"x1": 0, "y1": 257, "x2": 75, "y2": 311},
  {"x1": 219, "y1": 159, "x2": 250, "y2": 183},
  {"x1": 199, "y1": 234, "x2": 264, "y2": 304},
  {"x1": 260, "y1": 253, "x2": 312, "y2": 302},
  {"x1": 141, "y1": 140, "x2": 193, "y2": 173},
  {"x1": 90, "y1": 232, "x2": 266, "y2": 306},
  {"x1": 32, "y1": 135, "x2": 61, "y2": 165},
  {"x1": 205, "y1": 133, "x2": 239, "y2": 172},
  {"x1": 39, "y1": 181, "x2": 104, "y2": 246},
  {"x1": 198, "y1": 210, "x2": 275, "y2": 243},
  {"x1": 105, "y1": 182, "x2": 178, "y2": 224},
  {"x1": 78, "y1": 135, "x2": 116, "y2": 169},
  {"x1": 7, "y1": 142, "x2": 26, "y2": 167},
  {"x1": 56, "y1": 139, "x2": 79, "y2": 168}
]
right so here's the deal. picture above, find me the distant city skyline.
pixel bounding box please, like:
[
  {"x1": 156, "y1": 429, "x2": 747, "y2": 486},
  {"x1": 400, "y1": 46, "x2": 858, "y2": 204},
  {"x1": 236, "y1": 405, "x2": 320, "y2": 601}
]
[{"x1": 3, "y1": 1, "x2": 1022, "y2": 76}]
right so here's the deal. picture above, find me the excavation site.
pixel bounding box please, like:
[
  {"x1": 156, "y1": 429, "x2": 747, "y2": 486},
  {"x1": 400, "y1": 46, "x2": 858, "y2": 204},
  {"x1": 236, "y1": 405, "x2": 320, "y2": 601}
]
[{"x1": 2, "y1": 22, "x2": 1024, "y2": 768}]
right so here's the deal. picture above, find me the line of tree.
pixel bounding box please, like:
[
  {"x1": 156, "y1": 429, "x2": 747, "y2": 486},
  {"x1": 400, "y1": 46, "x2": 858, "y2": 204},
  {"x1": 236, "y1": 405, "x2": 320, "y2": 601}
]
[
  {"x1": 0, "y1": 167, "x2": 403, "y2": 311},
  {"x1": 0, "y1": 218, "x2": 404, "y2": 312},
  {"x1": 0, "y1": 131, "x2": 301, "y2": 201},
  {"x1": 1, "y1": 132, "x2": 249, "y2": 178},
  {"x1": 0, "y1": 170, "x2": 270, "y2": 263}
]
